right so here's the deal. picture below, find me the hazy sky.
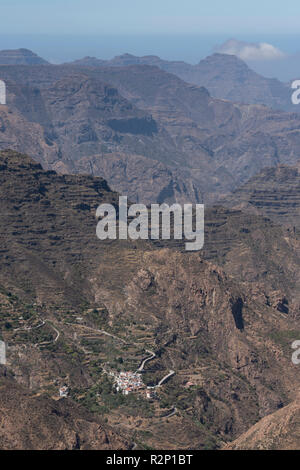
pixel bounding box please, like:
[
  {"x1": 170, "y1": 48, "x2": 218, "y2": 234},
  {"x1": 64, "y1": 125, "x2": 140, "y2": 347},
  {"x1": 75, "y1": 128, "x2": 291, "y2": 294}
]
[
  {"x1": 1, "y1": 0, "x2": 300, "y2": 35},
  {"x1": 1, "y1": 0, "x2": 300, "y2": 80}
]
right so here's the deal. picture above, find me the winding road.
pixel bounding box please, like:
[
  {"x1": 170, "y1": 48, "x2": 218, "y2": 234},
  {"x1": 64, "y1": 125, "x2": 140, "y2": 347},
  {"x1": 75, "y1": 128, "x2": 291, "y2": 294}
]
[{"x1": 136, "y1": 350, "x2": 156, "y2": 372}]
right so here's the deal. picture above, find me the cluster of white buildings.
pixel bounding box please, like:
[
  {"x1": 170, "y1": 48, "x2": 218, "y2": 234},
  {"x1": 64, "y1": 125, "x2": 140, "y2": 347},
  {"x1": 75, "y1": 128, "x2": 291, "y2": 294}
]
[
  {"x1": 59, "y1": 386, "x2": 69, "y2": 398},
  {"x1": 115, "y1": 371, "x2": 144, "y2": 395}
]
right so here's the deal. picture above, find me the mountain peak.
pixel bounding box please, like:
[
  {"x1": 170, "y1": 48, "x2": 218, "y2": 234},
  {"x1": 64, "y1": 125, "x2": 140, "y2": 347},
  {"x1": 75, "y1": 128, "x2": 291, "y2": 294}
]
[
  {"x1": 0, "y1": 48, "x2": 48, "y2": 65},
  {"x1": 199, "y1": 52, "x2": 251, "y2": 69}
]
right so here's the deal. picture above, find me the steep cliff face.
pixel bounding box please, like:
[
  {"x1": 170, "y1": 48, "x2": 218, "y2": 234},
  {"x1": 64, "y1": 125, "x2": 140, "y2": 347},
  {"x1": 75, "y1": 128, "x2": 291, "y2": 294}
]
[
  {"x1": 0, "y1": 103, "x2": 58, "y2": 163},
  {"x1": 40, "y1": 75, "x2": 181, "y2": 169},
  {"x1": 211, "y1": 164, "x2": 300, "y2": 315},
  {"x1": 0, "y1": 72, "x2": 197, "y2": 204},
  {"x1": 204, "y1": 206, "x2": 300, "y2": 319},
  {"x1": 94, "y1": 64, "x2": 300, "y2": 199}
]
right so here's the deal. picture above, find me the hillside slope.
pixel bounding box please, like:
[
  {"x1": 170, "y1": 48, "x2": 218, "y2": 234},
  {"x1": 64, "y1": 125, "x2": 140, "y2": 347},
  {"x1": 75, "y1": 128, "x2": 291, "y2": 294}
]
[
  {"x1": 0, "y1": 368, "x2": 128, "y2": 450},
  {"x1": 222, "y1": 162, "x2": 300, "y2": 229},
  {"x1": 0, "y1": 150, "x2": 299, "y2": 449},
  {"x1": 224, "y1": 394, "x2": 300, "y2": 450}
]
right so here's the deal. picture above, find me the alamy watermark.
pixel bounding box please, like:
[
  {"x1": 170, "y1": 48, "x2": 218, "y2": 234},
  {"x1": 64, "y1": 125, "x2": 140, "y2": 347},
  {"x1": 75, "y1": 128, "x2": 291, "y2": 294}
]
[
  {"x1": 96, "y1": 196, "x2": 204, "y2": 251},
  {"x1": 291, "y1": 80, "x2": 300, "y2": 105},
  {"x1": 292, "y1": 340, "x2": 300, "y2": 365},
  {"x1": 0, "y1": 80, "x2": 6, "y2": 105},
  {"x1": 0, "y1": 340, "x2": 6, "y2": 365}
]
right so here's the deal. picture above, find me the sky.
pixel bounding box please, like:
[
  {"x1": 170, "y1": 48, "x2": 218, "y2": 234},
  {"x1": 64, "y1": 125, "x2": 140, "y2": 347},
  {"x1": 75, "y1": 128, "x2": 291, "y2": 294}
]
[
  {"x1": 1, "y1": 0, "x2": 299, "y2": 35},
  {"x1": 0, "y1": 0, "x2": 300, "y2": 80}
]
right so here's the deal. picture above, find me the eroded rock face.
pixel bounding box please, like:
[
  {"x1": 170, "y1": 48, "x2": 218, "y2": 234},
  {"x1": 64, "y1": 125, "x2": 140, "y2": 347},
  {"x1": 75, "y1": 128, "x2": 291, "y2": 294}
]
[
  {"x1": 0, "y1": 106, "x2": 58, "y2": 164},
  {"x1": 203, "y1": 205, "x2": 300, "y2": 320}
]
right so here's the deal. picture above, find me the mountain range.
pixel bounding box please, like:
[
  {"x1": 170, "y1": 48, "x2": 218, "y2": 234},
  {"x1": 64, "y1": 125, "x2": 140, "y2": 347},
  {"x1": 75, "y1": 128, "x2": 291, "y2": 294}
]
[
  {"x1": 68, "y1": 51, "x2": 296, "y2": 112},
  {"x1": 0, "y1": 47, "x2": 300, "y2": 450},
  {"x1": 1, "y1": 53, "x2": 300, "y2": 205},
  {"x1": 0, "y1": 48, "x2": 296, "y2": 113}
]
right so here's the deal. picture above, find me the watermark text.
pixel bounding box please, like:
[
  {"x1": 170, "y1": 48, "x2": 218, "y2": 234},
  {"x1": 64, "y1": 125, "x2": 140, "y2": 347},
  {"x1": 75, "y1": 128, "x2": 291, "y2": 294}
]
[
  {"x1": 96, "y1": 197, "x2": 204, "y2": 251},
  {"x1": 0, "y1": 80, "x2": 6, "y2": 105}
]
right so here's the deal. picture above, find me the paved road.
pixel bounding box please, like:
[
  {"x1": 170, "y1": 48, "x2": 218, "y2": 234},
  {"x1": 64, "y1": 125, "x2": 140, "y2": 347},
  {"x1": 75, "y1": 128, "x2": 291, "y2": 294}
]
[
  {"x1": 157, "y1": 370, "x2": 175, "y2": 386},
  {"x1": 136, "y1": 350, "x2": 156, "y2": 372},
  {"x1": 160, "y1": 407, "x2": 177, "y2": 418}
]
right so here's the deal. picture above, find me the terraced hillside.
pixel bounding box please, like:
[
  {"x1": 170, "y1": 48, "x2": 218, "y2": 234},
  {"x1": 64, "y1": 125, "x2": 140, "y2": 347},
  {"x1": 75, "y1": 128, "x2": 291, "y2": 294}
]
[
  {"x1": 222, "y1": 162, "x2": 300, "y2": 229},
  {"x1": 1, "y1": 150, "x2": 299, "y2": 449}
]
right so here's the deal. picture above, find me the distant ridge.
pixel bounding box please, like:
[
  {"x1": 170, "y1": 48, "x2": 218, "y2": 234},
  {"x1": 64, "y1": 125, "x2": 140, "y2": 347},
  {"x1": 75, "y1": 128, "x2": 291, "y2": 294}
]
[
  {"x1": 0, "y1": 48, "x2": 49, "y2": 65},
  {"x1": 67, "y1": 52, "x2": 294, "y2": 112},
  {"x1": 1, "y1": 48, "x2": 293, "y2": 112},
  {"x1": 69, "y1": 56, "x2": 106, "y2": 66}
]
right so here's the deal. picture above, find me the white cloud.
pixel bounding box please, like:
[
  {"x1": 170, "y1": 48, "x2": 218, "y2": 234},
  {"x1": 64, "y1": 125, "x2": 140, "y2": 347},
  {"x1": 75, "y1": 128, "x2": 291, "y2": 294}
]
[{"x1": 216, "y1": 39, "x2": 286, "y2": 61}]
